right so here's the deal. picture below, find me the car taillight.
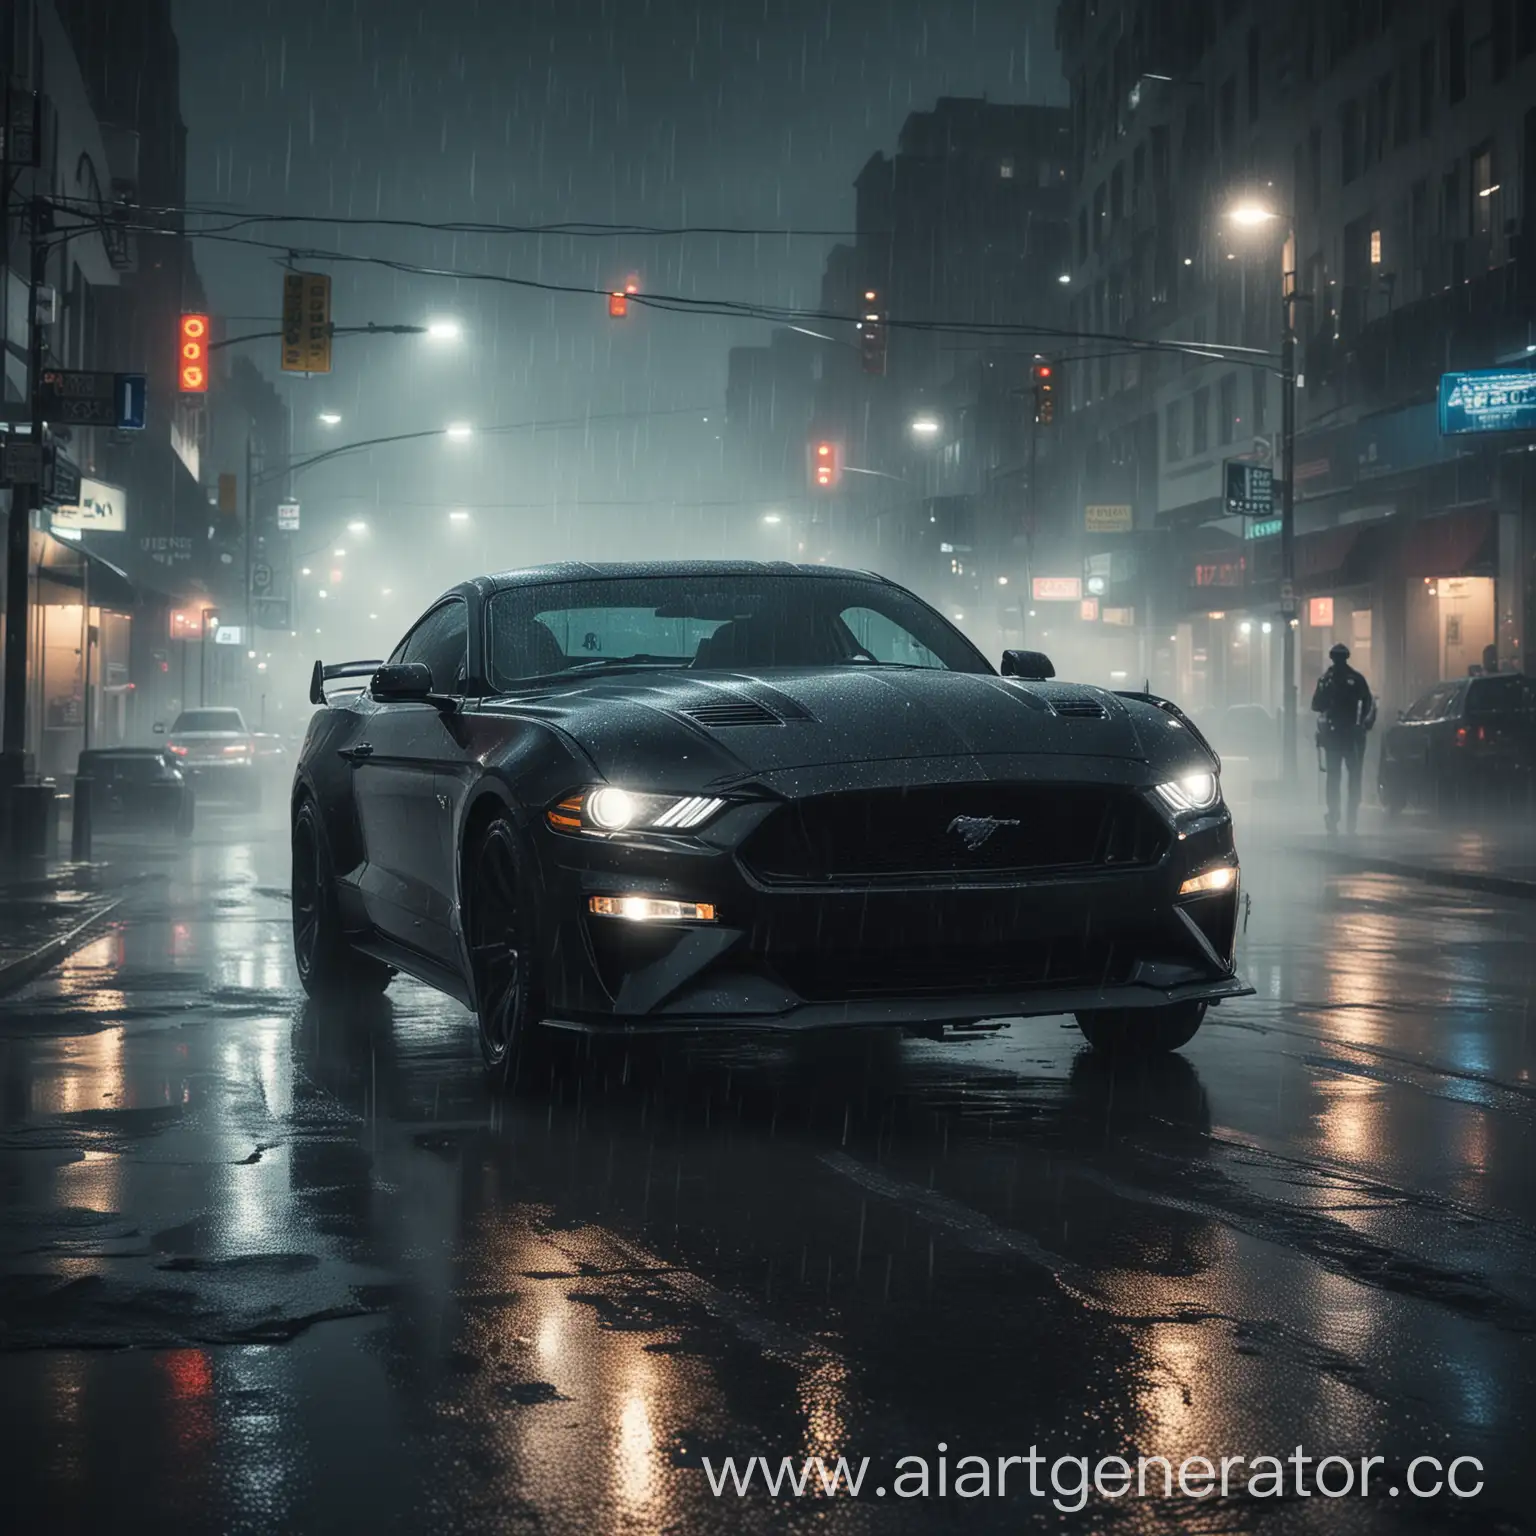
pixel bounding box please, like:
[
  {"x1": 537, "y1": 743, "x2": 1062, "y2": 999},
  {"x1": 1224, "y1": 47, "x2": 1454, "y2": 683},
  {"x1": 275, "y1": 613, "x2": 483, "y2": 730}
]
[
  {"x1": 167, "y1": 743, "x2": 188, "y2": 756},
  {"x1": 223, "y1": 742, "x2": 250, "y2": 756},
  {"x1": 1455, "y1": 726, "x2": 1467, "y2": 746}
]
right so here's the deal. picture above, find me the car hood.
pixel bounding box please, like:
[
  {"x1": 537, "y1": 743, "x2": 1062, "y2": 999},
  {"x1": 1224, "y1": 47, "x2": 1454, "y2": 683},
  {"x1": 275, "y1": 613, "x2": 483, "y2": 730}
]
[{"x1": 488, "y1": 668, "x2": 1153, "y2": 785}]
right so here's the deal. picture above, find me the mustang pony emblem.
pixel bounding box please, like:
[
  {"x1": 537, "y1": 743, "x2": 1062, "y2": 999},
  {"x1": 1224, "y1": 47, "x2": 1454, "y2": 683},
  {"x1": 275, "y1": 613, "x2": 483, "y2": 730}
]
[{"x1": 947, "y1": 814, "x2": 1020, "y2": 851}]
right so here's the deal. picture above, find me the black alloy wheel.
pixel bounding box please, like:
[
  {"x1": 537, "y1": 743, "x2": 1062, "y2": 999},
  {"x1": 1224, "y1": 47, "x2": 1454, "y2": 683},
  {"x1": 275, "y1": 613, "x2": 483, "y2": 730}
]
[
  {"x1": 291, "y1": 798, "x2": 391, "y2": 998},
  {"x1": 1074, "y1": 1000, "x2": 1206, "y2": 1056},
  {"x1": 468, "y1": 817, "x2": 544, "y2": 1081}
]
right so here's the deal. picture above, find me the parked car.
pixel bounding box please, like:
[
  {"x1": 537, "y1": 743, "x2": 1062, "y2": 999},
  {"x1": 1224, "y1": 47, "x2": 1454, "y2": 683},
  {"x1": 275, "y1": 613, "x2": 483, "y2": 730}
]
[
  {"x1": 1378, "y1": 673, "x2": 1536, "y2": 815},
  {"x1": 291, "y1": 561, "x2": 1251, "y2": 1082},
  {"x1": 160, "y1": 707, "x2": 262, "y2": 808},
  {"x1": 76, "y1": 748, "x2": 194, "y2": 837}
]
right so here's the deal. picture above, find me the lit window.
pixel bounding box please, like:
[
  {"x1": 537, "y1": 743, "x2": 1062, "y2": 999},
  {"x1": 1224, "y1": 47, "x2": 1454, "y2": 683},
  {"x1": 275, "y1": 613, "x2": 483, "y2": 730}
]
[
  {"x1": 999, "y1": 158, "x2": 1015, "y2": 180},
  {"x1": 1369, "y1": 228, "x2": 1382, "y2": 265}
]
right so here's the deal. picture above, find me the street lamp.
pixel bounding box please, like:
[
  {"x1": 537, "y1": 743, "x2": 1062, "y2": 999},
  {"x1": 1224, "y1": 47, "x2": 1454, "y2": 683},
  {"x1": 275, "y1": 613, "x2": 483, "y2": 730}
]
[
  {"x1": 426, "y1": 319, "x2": 462, "y2": 340},
  {"x1": 318, "y1": 412, "x2": 342, "y2": 426},
  {"x1": 446, "y1": 423, "x2": 473, "y2": 441},
  {"x1": 910, "y1": 416, "x2": 942, "y2": 438},
  {"x1": 1226, "y1": 194, "x2": 1299, "y2": 786},
  {"x1": 346, "y1": 520, "x2": 368, "y2": 534},
  {"x1": 448, "y1": 509, "x2": 470, "y2": 522},
  {"x1": 333, "y1": 547, "x2": 346, "y2": 558},
  {"x1": 762, "y1": 512, "x2": 783, "y2": 525}
]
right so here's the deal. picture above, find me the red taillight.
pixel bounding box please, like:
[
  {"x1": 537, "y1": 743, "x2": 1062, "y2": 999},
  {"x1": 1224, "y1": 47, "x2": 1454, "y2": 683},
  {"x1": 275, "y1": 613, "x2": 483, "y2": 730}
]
[
  {"x1": 167, "y1": 743, "x2": 188, "y2": 756},
  {"x1": 1455, "y1": 726, "x2": 1467, "y2": 746}
]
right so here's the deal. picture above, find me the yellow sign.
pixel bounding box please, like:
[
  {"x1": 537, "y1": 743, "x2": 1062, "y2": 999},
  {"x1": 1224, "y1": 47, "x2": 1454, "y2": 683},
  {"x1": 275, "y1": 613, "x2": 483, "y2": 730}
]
[
  {"x1": 1085, "y1": 503, "x2": 1133, "y2": 533},
  {"x1": 282, "y1": 272, "x2": 333, "y2": 373}
]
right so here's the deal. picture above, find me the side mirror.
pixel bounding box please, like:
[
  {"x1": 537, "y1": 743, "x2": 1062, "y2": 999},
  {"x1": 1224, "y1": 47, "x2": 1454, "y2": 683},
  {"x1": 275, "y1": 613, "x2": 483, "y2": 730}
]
[
  {"x1": 371, "y1": 661, "x2": 435, "y2": 701},
  {"x1": 152, "y1": 722, "x2": 166, "y2": 735},
  {"x1": 1000, "y1": 649, "x2": 1055, "y2": 680}
]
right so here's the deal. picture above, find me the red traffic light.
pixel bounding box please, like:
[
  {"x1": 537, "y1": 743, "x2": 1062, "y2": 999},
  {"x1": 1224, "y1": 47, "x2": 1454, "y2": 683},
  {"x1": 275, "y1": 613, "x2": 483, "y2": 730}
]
[
  {"x1": 811, "y1": 440, "x2": 840, "y2": 489},
  {"x1": 179, "y1": 313, "x2": 209, "y2": 393},
  {"x1": 608, "y1": 291, "x2": 629, "y2": 317},
  {"x1": 1031, "y1": 362, "x2": 1054, "y2": 382}
]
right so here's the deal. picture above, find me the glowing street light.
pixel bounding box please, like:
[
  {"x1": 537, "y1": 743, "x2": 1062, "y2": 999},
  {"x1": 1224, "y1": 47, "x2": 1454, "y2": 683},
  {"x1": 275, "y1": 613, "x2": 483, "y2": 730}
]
[
  {"x1": 333, "y1": 547, "x2": 346, "y2": 557},
  {"x1": 318, "y1": 412, "x2": 342, "y2": 426},
  {"x1": 910, "y1": 416, "x2": 942, "y2": 437},
  {"x1": 1228, "y1": 202, "x2": 1280, "y2": 227},
  {"x1": 448, "y1": 509, "x2": 470, "y2": 522},
  {"x1": 426, "y1": 318, "x2": 462, "y2": 340},
  {"x1": 762, "y1": 512, "x2": 783, "y2": 525},
  {"x1": 1057, "y1": 273, "x2": 1071, "y2": 284},
  {"x1": 347, "y1": 519, "x2": 368, "y2": 534},
  {"x1": 445, "y1": 422, "x2": 473, "y2": 441}
]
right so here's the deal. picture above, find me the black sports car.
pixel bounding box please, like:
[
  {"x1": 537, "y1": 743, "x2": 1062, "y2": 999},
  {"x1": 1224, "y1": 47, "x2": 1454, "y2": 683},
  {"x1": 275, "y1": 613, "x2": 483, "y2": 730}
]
[{"x1": 291, "y1": 562, "x2": 1249, "y2": 1075}]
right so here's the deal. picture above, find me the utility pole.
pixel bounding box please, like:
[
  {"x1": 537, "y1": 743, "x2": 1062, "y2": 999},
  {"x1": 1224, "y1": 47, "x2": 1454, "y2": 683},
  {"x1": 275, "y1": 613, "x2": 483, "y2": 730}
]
[
  {"x1": 243, "y1": 430, "x2": 254, "y2": 688},
  {"x1": 1279, "y1": 270, "x2": 1299, "y2": 787}
]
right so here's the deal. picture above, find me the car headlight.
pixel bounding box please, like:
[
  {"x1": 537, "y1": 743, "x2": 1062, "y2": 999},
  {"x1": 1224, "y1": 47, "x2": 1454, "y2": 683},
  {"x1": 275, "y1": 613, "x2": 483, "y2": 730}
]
[
  {"x1": 547, "y1": 787, "x2": 727, "y2": 835},
  {"x1": 1155, "y1": 770, "x2": 1221, "y2": 813}
]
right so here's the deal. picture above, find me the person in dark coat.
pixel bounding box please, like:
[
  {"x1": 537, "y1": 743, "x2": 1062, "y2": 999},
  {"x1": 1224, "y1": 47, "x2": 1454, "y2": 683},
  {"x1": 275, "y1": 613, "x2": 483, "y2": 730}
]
[{"x1": 1311, "y1": 642, "x2": 1375, "y2": 834}]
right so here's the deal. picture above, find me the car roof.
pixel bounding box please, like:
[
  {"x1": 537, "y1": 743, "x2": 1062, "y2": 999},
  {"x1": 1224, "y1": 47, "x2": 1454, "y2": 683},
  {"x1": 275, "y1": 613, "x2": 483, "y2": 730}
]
[{"x1": 473, "y1": 560, "x2": 890, "y2": 595}]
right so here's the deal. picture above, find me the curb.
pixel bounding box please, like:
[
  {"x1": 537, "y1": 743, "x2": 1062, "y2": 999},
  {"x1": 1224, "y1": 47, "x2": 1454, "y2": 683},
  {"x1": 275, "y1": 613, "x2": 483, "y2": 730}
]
[
  {"x1": 1313, "y1": 851, "x2": 1536, "y2": 902},
  {"x1": 0, "y1": 892, "x2": 130, "y2": 997}
]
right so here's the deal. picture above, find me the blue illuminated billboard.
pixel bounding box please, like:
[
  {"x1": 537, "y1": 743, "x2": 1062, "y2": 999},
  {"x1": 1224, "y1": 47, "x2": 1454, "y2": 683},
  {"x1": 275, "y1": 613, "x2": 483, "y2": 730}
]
[{"x1": 1438, "y1": 369, "x2": 1536, "y2": 436}]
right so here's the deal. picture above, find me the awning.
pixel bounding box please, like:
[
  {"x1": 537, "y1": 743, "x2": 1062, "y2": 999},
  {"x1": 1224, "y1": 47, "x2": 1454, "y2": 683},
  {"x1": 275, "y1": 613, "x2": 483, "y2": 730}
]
[
  {"x1": 41, "y1": 534, "x2": 138, "y2": 611},
  {"x1": 1296, "y1": 525, "x2": 1362, "y2": 584},
  {"x1": 1398, "y1": 507, "x2": 1496, "y2": 578}
]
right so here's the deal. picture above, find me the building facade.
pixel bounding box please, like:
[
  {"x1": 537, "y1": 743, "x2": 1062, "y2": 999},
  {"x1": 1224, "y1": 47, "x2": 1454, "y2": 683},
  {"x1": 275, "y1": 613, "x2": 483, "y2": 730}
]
[{"x1": 1056, "y1": 0, "x2": 1536, "y2": 740}]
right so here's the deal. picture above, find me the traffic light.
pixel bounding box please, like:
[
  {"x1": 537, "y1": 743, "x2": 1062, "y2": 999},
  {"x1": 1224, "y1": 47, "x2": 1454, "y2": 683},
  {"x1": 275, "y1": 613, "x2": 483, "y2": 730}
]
[
  {"x1": 1031, "y1": 360, "x2": 1057, "y2": 426},
  {"x1": 609, "y1": 274, "x2": 640, "y2": 318},
  {"x1": 179, "y1": 313, "x2": 209, "y2": 393},
  {"x1": 859, "y1": 289, "x2": 887, "y2": 376},
  {"x1": 810, "y1": 440, "x2": 840, "y2": 489}
]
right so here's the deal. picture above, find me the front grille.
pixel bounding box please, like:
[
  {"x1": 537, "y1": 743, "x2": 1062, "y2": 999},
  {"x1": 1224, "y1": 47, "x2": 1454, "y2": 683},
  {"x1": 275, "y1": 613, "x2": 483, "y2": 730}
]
[
  {"x1": 740, "y1": 784, "x2": 1168, "y2": 885},
  {"x1": 685, "y1": 700, "x2": 782, "y2": 727},
  {"x1": 1050, "y1": 694, "x2": 1109, "y2": 719}
]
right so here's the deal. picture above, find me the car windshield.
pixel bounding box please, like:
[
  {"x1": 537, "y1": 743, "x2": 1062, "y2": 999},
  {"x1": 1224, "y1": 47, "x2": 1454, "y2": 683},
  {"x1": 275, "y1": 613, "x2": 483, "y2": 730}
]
[
  {"x1": 85, "y1": 754, "x2": 167, "y2": 782},
  {"x1": 486, "y1": 574, "x2": 991, "y2": 688},
  {"x1": 170, "y1": 710, "x2": 246, "y2": 733}
]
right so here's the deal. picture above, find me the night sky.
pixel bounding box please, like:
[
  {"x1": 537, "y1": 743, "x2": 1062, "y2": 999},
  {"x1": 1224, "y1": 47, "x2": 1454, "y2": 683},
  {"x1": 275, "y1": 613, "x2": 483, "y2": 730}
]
[{"x1": 171, "y1": 0, "x2": 1059, "y2": 621}]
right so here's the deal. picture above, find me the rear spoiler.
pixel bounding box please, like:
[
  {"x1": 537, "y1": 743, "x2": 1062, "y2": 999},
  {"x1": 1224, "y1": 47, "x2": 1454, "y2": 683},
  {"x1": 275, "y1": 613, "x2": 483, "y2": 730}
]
[
  {"x1": 1114, "y1": 690, "x2": 1220, "y2": 771},
  {"x1": 310, "y1": 658, "x2": 384, "y2": 706}
]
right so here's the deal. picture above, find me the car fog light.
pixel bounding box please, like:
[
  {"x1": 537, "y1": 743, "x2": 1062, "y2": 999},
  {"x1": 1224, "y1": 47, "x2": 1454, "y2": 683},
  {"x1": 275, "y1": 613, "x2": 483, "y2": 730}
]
[
  {"x1": 1179, "y1": 865, "x2": 1236, "y2": 896},
  {"x1": 589, "y1": 895, "x2": 717, "y2": 923},
  {"x1": 586, "y1": 787, "x2": 637, "y2": 830}
]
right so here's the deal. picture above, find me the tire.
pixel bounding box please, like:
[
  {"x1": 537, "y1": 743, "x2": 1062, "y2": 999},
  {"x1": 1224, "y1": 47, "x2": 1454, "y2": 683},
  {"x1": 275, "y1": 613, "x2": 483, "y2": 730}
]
[
  {"x1": 465, "y1": 815, "x2": 546, "y2": 1086},
  {"x1": 292, "y1": 797, "x2": 392, "y2": 999},
  {"x1": 1074, "y1": 1000, "x2": 1206, "y2": 1056}
]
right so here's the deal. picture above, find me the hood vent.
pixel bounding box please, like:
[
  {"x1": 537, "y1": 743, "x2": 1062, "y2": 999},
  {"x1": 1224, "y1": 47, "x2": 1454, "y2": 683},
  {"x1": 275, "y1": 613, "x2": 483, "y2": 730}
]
[
  {"x1": 685, "y1": 699, "x2": 783, "y2": 728},
  {"x1": 1050, "y1": 694, "x2": 1110, "y2": 719}
]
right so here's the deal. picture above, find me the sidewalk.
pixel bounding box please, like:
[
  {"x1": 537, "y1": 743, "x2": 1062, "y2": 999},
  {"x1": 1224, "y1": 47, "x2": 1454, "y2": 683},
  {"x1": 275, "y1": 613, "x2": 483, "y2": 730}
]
[
  {"x1": 0, "y1": 860, "x2": 137, "y2": 995},
  {"x1": 1235, "y1": 796, "x2": 1536, "y2": 900}
]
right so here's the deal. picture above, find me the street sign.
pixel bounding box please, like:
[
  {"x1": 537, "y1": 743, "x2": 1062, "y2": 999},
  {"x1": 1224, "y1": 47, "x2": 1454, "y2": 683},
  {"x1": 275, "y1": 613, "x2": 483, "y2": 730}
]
[
  {"x1": 1079, "y1": 597, "x2": 1100, "y2": 622},
  {"x1": 3, "y1": 440, "x2": 41, "y2": 485},
  {"x1": 116, "y1": 373, "x2": 147, "y2": 430},
  {"x1": 1084, "y1": 503, "x2": 1132, "y2": 533},
  {"x1": 1438, "y1": 369, "x2": 1536, "y2": 436},
  {"x1": 213, "y1": 625, "x2": 244, "y2": 646},
  {"x1": 251, "y1": 561, "x2": 274, "y2": 594},
  {"x1": 282, "y1": 272, "x2": 333, "y2": 373},
  {"x1": 47, "y1": 447, "x2": 81, "y2": 506},
  {"x1": 277, "y1": 500, "x2": 301, "y2": 531},
  {"x1": 1224, "y1": 460, "x2": 1274, "y2": 518},
  {"x1": 1031, "y1": 576, "x2": 1082, "y2": 601},
  {"x1": 253, "y1": 596, "x2": 291, "y2": 630}
]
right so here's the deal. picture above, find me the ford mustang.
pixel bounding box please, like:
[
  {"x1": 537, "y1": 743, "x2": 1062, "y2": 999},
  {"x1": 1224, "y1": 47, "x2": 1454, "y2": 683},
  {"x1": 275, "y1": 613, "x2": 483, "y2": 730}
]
[{"x1": 291, "y1": 561, "x2": 1249, "y2": 1078}]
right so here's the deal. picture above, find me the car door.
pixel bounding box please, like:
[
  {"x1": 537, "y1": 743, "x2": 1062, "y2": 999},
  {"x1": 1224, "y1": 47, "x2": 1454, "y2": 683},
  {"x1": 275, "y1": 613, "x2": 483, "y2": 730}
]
[
  {"x1": 353, "y1": 598, "x2": 471, "y2": 962},
  {"x1": 1389, "y1": 683, "x2": 1451, "y2": 799}
]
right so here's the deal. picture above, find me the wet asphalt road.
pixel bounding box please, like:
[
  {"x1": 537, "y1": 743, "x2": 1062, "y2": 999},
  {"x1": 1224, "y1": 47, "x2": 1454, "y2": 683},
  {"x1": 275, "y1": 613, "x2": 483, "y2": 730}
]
[{"x1": 2, "y1": 807, "x2": 1534, "y2": 1534}]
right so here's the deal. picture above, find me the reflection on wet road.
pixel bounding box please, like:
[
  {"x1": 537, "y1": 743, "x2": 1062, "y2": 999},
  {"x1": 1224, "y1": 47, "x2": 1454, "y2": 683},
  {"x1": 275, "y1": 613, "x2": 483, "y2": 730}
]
[{"x1": 1, "y1": 814, "x2": 1533, "y2": 1532}]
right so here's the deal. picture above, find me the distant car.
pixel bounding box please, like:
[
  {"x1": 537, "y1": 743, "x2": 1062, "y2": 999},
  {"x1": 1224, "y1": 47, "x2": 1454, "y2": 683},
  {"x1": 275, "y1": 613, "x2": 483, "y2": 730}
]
[
  {"x1": 290, "y1": 561, "x2": 1251, "y2": 1079},
  {"x1": 1378, "y1": 673, "x2": 1536, "y2": 815},
  {"x1": 77, "y1": 748, "x2": 194, "y2": 837},
  {"x1": 163, "y1": 707, "x2": 262, "y2": 808}
]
